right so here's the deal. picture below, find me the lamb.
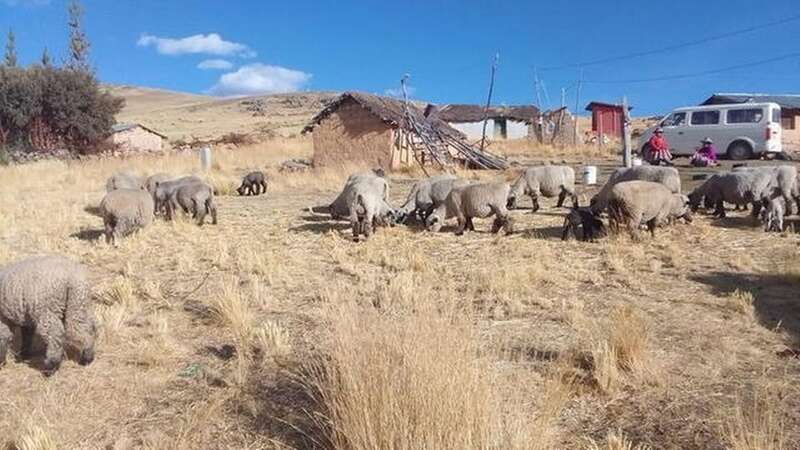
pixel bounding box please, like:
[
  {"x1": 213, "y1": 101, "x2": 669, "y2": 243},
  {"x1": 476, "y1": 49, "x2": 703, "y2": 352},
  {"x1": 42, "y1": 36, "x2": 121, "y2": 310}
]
[
  {"x1": 348, "y1": 186, "x2": 398, "y2": 241},
  {"x1": 426, "y1": 182, "x2": 514, "y2": 235},
  {"x1": 760, "y1": 196, "x2": 786, "y2": 232},
  {"x1": 145, "y1": 173, "x2": 171, "y2": 196},
  {"x1": 106, "y1": 171, "x2": 144, "y2": 192},
  {"x1": 99, "y1": 188, "x2": 155, "y2": 245},
  {"x1": 561, "y1": 207, "x2": 605, "y2": 242},
  {"x1": 168, "y1": 182, "x2": 218, "y2": 226},
  {"x1": 0, "y1": 255, "x2": 97, "y2": 375},
  {"x1": 237, "y1": 171, "x2": 268, "y2": 196},
  {"x1": 591, "y1": 166, "x2": 681, "y2": 213},
  {"x1": 310, "y1": 172, "x2": 390, "y2": 220},
  {"x1": 152, "y1": 176, "x2": 204, "y2": 216},
  {"x1": 507, "y1": 165, "x2": 577, "y2": 212},
  {"x1": 607, "y1": 180, "x2": 692, "y2": 240},
  {"x1": 397, "y1": 174, "x2": 457, "y2": 222},
  {"x1": 688, "y1": 170, "x2": 773, "y2": 218}
]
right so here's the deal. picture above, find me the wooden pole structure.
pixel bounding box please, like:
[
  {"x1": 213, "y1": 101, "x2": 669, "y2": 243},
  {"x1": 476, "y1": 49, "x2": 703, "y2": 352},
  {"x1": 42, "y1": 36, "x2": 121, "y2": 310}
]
[
  {"x1": 480, "y1": 53, "x2": 499, "y2": 152},
  {"x1": 622, "y1": 96, "x2": 632, "y2": 168},
  {"x1": 573, "y1": 68, "x2": 583, "y2": 146}
]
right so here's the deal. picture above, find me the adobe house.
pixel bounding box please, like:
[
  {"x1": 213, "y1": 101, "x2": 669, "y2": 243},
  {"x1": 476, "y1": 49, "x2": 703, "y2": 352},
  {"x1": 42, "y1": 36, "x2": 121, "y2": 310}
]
[
  {"x1": 437, "y1": 104, "x2": 539, "y2": 140},
  {"x1": 109, "y1": 123, "x2": 166, "y2": 152},
  {"x1": 701, "y1": 93, "x2": 800, "y2": 149},
  {"x1": 303, "y1": 92, "x2": 503, "y2": 170}
]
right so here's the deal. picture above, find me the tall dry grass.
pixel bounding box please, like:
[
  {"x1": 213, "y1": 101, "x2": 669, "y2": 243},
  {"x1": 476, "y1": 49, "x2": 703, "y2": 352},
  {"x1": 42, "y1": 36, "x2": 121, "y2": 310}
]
[
  {"x1": 722, "y1": 381, "x2": 789, "y2": 450},
  {"x1": 300, "y1": 301, "x2": 567, "y2": 450}
]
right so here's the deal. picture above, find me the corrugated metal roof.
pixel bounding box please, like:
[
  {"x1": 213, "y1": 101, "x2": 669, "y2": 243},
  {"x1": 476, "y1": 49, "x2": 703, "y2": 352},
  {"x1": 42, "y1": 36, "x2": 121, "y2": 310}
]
[
  {"x1": 110, "y1": 123, "x2": 167, "y2": 138},
  {"x1": 701, "y1": 93, "x2": 800, "y2": 109}
]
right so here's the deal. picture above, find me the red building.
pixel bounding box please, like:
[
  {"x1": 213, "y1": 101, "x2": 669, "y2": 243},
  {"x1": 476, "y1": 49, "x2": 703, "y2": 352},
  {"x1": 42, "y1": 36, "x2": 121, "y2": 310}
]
[{"x1": 585, "y1": 102, "x2": 631, "y2": 138}]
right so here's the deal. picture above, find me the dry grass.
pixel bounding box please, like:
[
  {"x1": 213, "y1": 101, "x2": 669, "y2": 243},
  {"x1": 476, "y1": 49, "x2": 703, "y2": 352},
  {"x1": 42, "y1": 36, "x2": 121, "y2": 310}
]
[
  {"x1": 724, "y1": 289, "x2": 756, "y2": 320},
  {"x1": 722, "y1": 381, "x2": 789, "y2": 450},
  {"x1": 587, "y1": 430, "x2": 652, "y2": 450},
  {"x1": 4, "y1": 420, "x2": 58, "y2": 450},
  {"x1": 0, "y1": 138, "x2": 799, "y2": 449}
]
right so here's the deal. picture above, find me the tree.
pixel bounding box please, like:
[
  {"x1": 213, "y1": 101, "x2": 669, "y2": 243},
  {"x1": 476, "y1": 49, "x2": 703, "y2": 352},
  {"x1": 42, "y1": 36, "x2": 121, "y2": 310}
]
[
  {"x1": 66, "y1": 0, "x2": 90, "y2": 72},
  {"x1": 4, "y1": 29, "x2": 17, "y2": 67},
  {"x1": 41, "y1": 47, "x2": 52, "y2": 67}
]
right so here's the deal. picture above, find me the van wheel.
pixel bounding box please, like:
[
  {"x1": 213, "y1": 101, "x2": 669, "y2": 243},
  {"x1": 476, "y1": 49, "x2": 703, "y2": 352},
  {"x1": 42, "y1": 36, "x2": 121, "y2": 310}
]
[{"x1": 727, "y1": 142, "x2": 753, "y2": 160}]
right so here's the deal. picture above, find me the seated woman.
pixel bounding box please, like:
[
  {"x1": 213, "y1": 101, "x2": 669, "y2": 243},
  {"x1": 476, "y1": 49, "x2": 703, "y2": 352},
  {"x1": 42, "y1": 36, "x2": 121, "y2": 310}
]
[
  {"x1": 691, "y1": 138, "x2": 718, "y2": 167},
  {"x1": 647, "y1": 128, "x2": 673, "y2": 166}
]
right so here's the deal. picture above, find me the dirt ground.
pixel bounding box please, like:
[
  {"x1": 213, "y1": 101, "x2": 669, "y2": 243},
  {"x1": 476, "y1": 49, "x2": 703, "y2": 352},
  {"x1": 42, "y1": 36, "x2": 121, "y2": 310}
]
[{"x1": 1, "y1": 143, "x2": 799, "y2": 449}]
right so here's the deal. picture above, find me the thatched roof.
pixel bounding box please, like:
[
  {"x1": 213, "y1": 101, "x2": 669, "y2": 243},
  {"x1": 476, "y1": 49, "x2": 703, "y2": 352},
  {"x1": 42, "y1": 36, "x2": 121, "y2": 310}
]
[
  {"x1": 111, "y1": 123, "x2": 167, "y2": 139},
  {"x1": 302, "y1": 91, "x2": 463, "y2": 138},
  {"x1": 437, "y1": 104, "x2": 539, "y2": 124}
]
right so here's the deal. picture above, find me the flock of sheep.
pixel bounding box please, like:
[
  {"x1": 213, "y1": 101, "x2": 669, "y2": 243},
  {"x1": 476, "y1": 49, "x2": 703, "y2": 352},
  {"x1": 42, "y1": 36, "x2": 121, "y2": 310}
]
[{"x1": 1, "y1": 160, "x2": 797, "y2": 376}]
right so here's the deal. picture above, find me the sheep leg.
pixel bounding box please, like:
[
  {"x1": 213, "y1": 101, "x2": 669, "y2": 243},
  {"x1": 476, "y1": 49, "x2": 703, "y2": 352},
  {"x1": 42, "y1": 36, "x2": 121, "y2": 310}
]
[
  {"x1": 646, "y1": 219, "x2": 657, "y2": 238},
  {"x1": 38, "y1": 315, "x2": 65, "y2": 376},
  {"x1": 260, "y1": 181, "x2": 268, "y2": 195},
  {"x1": 0, "y1": 320, "x2": 11, "y2": 366},
  {"x1": 208, "y1": 199, "x2": 218, "y2": 225},
  {"x1": 556, "y1": 190, "x2": 567, "y2": 208},
  {"x1": 103, "y1": 217, "x2": 115, "y2": 245},
  {"x1": 750, "y1": 202, "x2": 762, "y2": 219},
  {"x1": 466, "y1": 217, "x2": 476, "y2": 232},
  {"x1": 561, "y1": 217, "x2": 573, "y2": 241},
  {"x1": 455, "y1": 214, "x2": 467, "y2": 236},
  {"x1": 20, "y1": 325, "x2": 35, "y2": 360},
  {"x1": 530, "y1": 196, "x2": 540, "y2": 213},
  {"x1": 714, "y1": 200, "x2": 726, "y2": 218},
  {"x1": 194, "y1": 199, "x2": 207, "y2": 226}
]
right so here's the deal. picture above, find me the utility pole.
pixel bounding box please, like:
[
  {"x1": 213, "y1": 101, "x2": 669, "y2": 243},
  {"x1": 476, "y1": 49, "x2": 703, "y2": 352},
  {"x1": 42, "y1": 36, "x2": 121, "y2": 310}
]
[
  {"x1": 622, "y1": 96, "x2": 632, "y2": 168},
  {"x1": 561, "y1": 88, "x2": 566, "y2": 109},
  {"x1": 573, "y1": 68, "x2": 583, "y2": 146},
  {"x1": 533, "y1": 67, "x2": 543, "y2": 109},
  {"x1": 480, "y1": 52, "x2": 499, "y2": 152}
]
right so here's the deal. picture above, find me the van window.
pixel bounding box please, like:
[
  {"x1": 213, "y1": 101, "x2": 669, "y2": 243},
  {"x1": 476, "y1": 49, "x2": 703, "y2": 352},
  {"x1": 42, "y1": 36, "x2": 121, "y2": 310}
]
[
  {"x1": 727, "y1": 108, "x2": 763, "y2": 124},
  {"x1": 690, "y1": 110, "x2": 720, "y2": 125},
  {"x1": 772, "y1": 109, "x2": 782, "y2": 124},
  {"x1": 663, "y1": 112, "x2": 686, "y2": 127}
]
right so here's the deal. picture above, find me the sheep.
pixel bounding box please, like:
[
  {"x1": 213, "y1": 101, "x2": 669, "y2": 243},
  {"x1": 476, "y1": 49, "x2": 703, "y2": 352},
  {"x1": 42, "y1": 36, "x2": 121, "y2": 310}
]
[
  {"x1": 106, "y1": 171, "x2": 144, "y2": 192},
  {"x1": 507, "y1": 165, "x2": 577, "y2": 212},
  {"x1": 425, "y1": 182, "x2": 514, "y2": 235},
  {"x1": 310, "y1": 172, "x2": 390, "y2": 220},
  {"x1": 168, "y1": 182, "x2": 218, "y2": 226},
  {"x1": 152, "y1": 176, "x2": 204, "y2": 216},
  {"x1": 591, "y1": 166, "x2": 681, "y2": 213},
  {"x1": 0, "y1": 255, "x2": 97, "y2": 375},
  {"x1": 99, "y1": 188, "x2": 155, "y2": 245},
  {"x1": 607, "y1": 180, "x2": 692, "y2": 240},
  {"x1": 733, "y1": 165, "x2": 799, "y2": 214},
  {"x1": 688, "y1": 171, "x2": 773, "y2": 218},
  {"x1": 145, "y1": 173, "x2": 171, "y2": 196},
  {"x1": 237, "y1": 171, "x2": 268, "y2": 196},
  {"x1": 760, "y1": 196, "x2": 786, "y2": 232},
  {"x1": 561, "y1": 207, "x2": 605, "y2": 242},
  {"x1": 348, "y1": 187, "x2": 398, "y2": 241},
  {"x1": 397, "y1": 174, "x2": 457, "y2": 222}
]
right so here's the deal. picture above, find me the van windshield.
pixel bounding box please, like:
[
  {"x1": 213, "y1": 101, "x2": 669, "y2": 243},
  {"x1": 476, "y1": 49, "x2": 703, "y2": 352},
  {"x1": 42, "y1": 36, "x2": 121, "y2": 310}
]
[{"x1": 662, "y1": 112, "x2": 686, "y2": 127}]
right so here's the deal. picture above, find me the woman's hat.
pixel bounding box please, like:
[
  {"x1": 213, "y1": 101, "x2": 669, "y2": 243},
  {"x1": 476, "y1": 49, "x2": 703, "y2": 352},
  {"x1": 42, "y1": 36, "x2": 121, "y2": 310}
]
[
  {"x1": 701, "y1": 137, "x2": 713, "y2": 144},
  {"x1": 655, "y1": 128, "x2": 664, "y2": 133}
]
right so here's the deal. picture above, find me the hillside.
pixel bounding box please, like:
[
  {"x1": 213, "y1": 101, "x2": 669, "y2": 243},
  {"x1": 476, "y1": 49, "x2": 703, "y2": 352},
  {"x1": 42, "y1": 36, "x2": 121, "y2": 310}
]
[{"x1": 107, "y1": 85, "x2": 338, "y2": 142}]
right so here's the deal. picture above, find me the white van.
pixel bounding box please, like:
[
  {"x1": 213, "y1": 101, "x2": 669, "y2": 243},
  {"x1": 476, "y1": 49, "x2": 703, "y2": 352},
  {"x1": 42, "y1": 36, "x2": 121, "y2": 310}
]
[{"x1": 641, "y1": 102, "x2": 782, "y2": 160}]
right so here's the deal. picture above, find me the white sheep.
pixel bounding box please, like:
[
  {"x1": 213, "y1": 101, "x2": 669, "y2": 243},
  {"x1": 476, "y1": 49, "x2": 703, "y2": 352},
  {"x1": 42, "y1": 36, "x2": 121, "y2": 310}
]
[
  {"x1": 0, "y1": 255, "x2": 97, "y2": 375},
  {"x1": 397, "y1": 174, "x2": 457, "y2": 222},
  {"x1": 169, "y1": 182, "x2": 218, "y2": 225},
  {"x1": 591, "y1": 166, "x2": 681, "y2": 213},
  {"x1": 508, "y1": 165, "x2": 576, "y2": 212},
  {"x1": 607, "y1": 180, "x2": 692, "y2": 240},
  {"x1": 100, "y1": 188, "x2": 155, "y2": 245},
  {"x1": 426, "y1": 182, "x2": 514, "y2": 235},
  {"x1": 106, "y1": 171, "x2": 145, "y2": 192}
]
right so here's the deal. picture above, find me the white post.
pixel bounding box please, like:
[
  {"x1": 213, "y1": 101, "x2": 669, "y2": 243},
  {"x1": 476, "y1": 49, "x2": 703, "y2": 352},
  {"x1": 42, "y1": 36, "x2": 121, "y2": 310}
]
[
  {"x1": 200, "y1": 146, "x2": 212, "y2": 171},
  {"x1": 622, "y1": 97, "x2": 632, "y2": 168}
]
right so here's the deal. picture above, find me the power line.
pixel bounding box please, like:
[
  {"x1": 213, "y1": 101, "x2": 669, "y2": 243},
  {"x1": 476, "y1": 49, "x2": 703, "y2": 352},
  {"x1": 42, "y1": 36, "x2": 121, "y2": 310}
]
[
  {"x1": 540, "y1": 13, "x2": 800, "y2": 71},
  {"x1": 582, "y1": 52, "x2": 800, "y2": 84}
]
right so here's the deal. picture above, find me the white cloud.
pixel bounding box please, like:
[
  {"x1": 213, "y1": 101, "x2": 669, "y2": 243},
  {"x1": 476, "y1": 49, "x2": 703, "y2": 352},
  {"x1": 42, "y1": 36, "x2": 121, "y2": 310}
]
[
  {"x1": 137, "y1": 33, "x2": 256, "y2": 58},
  {"x1": 209, "y1": 63, "x2": 312, "y2": 96},
  {"x1": 385, "y1": 86, "x2": 416, "y2": 98},
  {"x1": 197, "y1": 59, "x2": 234, "y2": 70},
  {"x1": 2, "y1": 0, "x2": 50, "y2": 5}
]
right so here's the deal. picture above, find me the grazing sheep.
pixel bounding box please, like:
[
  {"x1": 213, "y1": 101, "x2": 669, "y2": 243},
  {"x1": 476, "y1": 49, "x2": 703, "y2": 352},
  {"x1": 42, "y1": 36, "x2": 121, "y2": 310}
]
[
  {"x1": 106, "y1": 171, "x2": 144, "y2": 192},
  {"x1": 562, "y1": 207, "x2": 605, "y2": 242},
  {"x1": 591, "y1": 166, "x2": 681, "y2": 213},
  {"x1": 0, "y1": 255, "x2": 97, "y2": 375},
  {"x1": 508, "y1": 165, "x2": 577, "y2": 212},
  {"x1": 310, "y1": 172, "x2": 390, "y2": 220},
  {"x1": 152, "y1": 176, "x2": 204, "y2": 216},
  {"x1": 349, "y1": 187, "x2": 398, "y2": 241},
  {"x1": 426, "y1": 182, "x2": 514, "y2": 235},
  {"x1": 607, "y1": 180, "x2": 692, "y2": 240},
  {"x1": 397, "y1": 174, "x2": 457, "y2": 222},
  {"x1": 169, "y1": 182, "x2": 218, "y2": 225},
  {"x1": 760, "y1": 196, "x2": 786, "y2": 232},
  {"x1": 237, "y1": 171, "x2": 268, "y2": 196},
  {"x1": 688, "y1": 170, "x2": 773, "y2": 218},
  {"x1": 100, "y1": 188, "x2": 155, "y2": 245},
  {"x1": 145, "y1": 173, "x2": 171, "y2": 214},
  {"x1": 733, "y1": 165, "x2": 799, "y2": 214}
]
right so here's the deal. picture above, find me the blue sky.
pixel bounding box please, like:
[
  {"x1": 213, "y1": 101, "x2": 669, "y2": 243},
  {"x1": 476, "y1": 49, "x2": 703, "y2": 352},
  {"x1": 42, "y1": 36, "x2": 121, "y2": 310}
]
[{"x1": 2, "y1": 0, "x2": 799, "y2": 115}]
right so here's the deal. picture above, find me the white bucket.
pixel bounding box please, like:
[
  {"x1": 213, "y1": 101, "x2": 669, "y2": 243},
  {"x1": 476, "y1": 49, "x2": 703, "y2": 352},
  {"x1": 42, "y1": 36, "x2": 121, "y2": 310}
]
[
  {"x1": 582, "y1": 166, "x2": 597, "y2": 185},
  {"x1": 200, "y1": 146, "x2": 212, "y2": 171},
  {"x1": 632, "y1": 157, "x2": 643, "y2": 167}
]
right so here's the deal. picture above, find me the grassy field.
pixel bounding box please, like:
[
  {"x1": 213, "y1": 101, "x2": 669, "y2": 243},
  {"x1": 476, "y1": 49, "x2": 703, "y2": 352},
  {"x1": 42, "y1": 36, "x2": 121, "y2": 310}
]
[{"x1": 1, "y1": 138, "x2": 799, "y2": 449}]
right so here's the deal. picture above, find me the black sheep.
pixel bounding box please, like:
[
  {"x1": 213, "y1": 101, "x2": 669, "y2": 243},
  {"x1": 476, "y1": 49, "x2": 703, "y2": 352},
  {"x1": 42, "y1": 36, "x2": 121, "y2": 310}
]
[{"x1": 237, "y1": 171, "x2": 268, "y2": 196}]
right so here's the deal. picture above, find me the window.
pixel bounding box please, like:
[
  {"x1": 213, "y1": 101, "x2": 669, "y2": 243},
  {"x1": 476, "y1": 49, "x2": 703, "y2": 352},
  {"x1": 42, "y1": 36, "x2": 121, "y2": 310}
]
[
  {"x1": 727, "y1": 108, "x2": 763, "y2": 124},
  {"x1": 690, "y1": 110, "x2": 720, "y2": 125},
  {"x1": 493, "y1": 118, "x2": 507, "y2": 139},
  {"x1": 781, "y1": 116, "x2": 796, "y2": 130},
  {"x1": 772, "y1": 109, "x2": 782, "y2": 124},
  {"x1": 662, "y1": 112, "x2": 686, "y2": 127}
]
